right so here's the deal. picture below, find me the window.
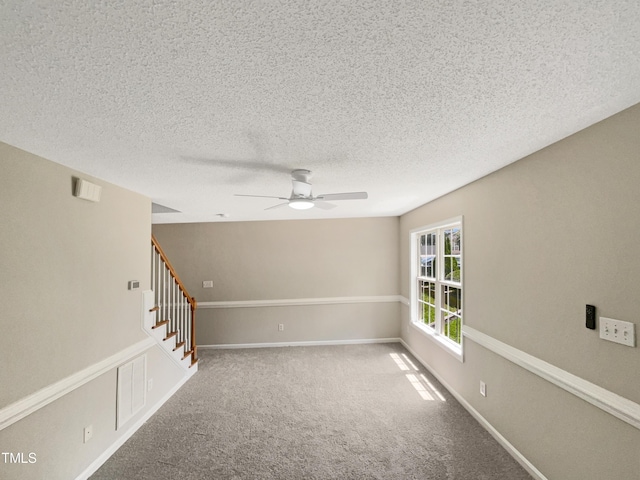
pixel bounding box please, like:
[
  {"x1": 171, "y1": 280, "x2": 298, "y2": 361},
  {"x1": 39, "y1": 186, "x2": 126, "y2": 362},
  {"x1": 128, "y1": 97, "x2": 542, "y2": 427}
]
[{"x1": 410, "y1": 218, "x2": 463, "y2": 359}]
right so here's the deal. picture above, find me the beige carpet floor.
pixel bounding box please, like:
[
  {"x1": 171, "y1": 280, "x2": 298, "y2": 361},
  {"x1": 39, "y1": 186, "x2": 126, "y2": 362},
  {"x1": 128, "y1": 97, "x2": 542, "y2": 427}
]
[{"x1": 91, "y1": 343, "x2": 533, "y2": 479}]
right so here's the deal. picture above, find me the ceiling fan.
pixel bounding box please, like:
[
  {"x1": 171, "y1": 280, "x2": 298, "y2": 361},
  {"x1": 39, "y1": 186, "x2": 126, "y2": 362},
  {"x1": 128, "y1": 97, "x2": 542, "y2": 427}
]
[{"x1": 235, "y1": 169, "x2": 368, "y2": 210}]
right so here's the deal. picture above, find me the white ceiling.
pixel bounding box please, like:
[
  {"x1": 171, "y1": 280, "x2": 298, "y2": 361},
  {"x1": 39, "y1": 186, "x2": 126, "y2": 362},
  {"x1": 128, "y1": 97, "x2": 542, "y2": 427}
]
[{"x1": 1, "y1": 1, "x2": 639, "y2": 224}]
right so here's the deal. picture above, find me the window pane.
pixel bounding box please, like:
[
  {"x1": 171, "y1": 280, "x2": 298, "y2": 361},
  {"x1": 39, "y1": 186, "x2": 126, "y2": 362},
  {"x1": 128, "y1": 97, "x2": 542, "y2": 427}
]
[
  {"x1": 442, "y1": 229, "x2": 461, "y2": 282},
  {"x1": 444, "y1": 257, "x2": 461, "y2": 282},
  {"x1": 425, "y1": 255, "x2": 435, "y2": 278},
  {"x1": 420, "y1": 232, "x2": 436, "y2": 279},
  {"x1": 426, "y1": 232, "x2": 436, "y2": 255},
  {"x1": 445, "y1": 227, "x2": 461, "y2": 253},
  {"x1": 419, "y1": 235, "x2": 426, "y2": 276},
  {"x1": 418, "y1": 280, "x2": 436, "y2": 328},
  {"x1": 441, "y1": 285, "x2": 462, "y2": 343}
]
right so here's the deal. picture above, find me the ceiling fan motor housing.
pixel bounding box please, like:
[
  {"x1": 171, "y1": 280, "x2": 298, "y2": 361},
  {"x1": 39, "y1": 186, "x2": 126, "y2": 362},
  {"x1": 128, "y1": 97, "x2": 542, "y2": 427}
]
[{"x1": 291, "y1": 169, "x2": 312, "y2": 182}]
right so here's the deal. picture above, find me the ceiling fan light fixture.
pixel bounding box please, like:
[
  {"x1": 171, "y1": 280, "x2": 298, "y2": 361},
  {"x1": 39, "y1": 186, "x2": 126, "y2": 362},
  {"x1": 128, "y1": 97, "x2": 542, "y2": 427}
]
[
  {"x1": 236, "y1": 169, "x2": 368, "y2": 212},
  {"x1": 288, "y1": 198, "x2": 314, "y2": 210}
]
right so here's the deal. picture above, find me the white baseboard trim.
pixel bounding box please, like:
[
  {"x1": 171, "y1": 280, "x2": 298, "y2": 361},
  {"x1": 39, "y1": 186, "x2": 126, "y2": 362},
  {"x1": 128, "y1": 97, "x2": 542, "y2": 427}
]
[
  {"x1": 198, "y1": 337, "x2": 402, "y2": 350},
  {"x1": 462, "y1": 325, "x2": 640, "y2": 431},
  {"x1": 75, "y1": 364, "x2": 197, "y2": 480},
  {"x1": 399, "y1": 339, "x2": 548, "y2": 480},
  {"x1": 0, "y1": 337, "x2": 155, "y2": 432},
  {"x1": 198, "y1": 295, "x2": 403, "y2": 309}
]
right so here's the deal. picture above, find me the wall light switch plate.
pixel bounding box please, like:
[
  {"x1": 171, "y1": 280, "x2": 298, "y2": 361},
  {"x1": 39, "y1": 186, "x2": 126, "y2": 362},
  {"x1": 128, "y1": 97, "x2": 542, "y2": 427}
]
[
  {"x1": 599, "y1": 317, "x2": 636, "y2": 347},
  {"x1": 202, "y1": 280, "x2": 213, "y2": 288}
]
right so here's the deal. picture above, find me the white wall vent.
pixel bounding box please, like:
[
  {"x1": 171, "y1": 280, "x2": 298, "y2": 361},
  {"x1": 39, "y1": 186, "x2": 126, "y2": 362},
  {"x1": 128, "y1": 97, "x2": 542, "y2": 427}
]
[
  {"x1": 116, "y1": 354, "x2": 146, "y2": 430},
  {"x1": 74, "y1": 178, "x2": 102, "y2": 202}
]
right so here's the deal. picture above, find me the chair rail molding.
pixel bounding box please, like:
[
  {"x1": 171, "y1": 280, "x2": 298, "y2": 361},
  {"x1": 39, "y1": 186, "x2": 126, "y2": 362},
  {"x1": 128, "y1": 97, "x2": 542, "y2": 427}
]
[
  {"x1": 0, "y1": 337, "x2": 155, "y2": 431},
  {"x1": 198, "y1": 295, "x2": 403, "y2": 309},
  {"x1": 462, "y1": 325, "x2": 640, "y2": 431}
]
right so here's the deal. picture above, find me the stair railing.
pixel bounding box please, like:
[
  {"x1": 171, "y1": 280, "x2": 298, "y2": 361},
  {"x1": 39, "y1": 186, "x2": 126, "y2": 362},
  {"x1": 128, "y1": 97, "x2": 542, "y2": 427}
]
[{"x1": 151, "y1": 235, "x2": 197, "y2": 366}]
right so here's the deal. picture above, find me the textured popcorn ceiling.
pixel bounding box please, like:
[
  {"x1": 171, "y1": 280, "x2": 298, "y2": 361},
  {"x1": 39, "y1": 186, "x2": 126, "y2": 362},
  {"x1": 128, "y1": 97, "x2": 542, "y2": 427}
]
[{"x1": 1, "y1": 1, "x2": 639, "y2": 223}]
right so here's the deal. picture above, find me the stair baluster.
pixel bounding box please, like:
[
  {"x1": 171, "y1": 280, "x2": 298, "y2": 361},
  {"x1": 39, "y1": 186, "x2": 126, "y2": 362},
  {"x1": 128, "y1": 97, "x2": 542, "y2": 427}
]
[{"x1": 150, "y1": 235, "x2": 197, "y2": 367}]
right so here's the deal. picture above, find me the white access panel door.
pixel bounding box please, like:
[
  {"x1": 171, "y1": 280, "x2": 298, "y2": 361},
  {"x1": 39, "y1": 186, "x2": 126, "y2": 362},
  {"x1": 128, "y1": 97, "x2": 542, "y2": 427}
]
[{"x1": 117, "y1": 354, "x2": 147, "y2": 430}]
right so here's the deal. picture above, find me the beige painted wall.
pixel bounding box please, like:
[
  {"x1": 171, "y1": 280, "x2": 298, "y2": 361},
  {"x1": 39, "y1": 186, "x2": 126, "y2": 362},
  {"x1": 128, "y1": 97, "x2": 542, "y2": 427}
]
[
  {"x1": 0, "y1": 346, "x2": 186, "y2": 480},
  {"x1": 1, "y1": 144, "x2": 150, "y2": 406},
  {"x1": 400, "y1": 104, "x2": 640, "y2": 479},
  {"x1": 0, "y1": 143, "x2": 187, "y2": 479},
  {"x1": 201, "y1": 303, "x2": 400, "y2": 346},
  {"x1": 153, "y1": 217, "x2": 401, "y2": 345}
]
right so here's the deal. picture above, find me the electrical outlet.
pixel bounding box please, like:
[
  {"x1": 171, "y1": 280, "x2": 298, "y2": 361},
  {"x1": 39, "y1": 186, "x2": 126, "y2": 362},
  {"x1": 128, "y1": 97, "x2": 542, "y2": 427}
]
[
  {"x1": 83, "y1": 425, "x2": 93, "y2": 443},
  {"x1": 278, "y1": 323, "x2": 284, "y2": 332},
  {"x1": 480, "y1": 381, "x2": 487, "y2": 397},
  {"x1": 600, "y1": 317, "x2": 636, "y2": 347}
]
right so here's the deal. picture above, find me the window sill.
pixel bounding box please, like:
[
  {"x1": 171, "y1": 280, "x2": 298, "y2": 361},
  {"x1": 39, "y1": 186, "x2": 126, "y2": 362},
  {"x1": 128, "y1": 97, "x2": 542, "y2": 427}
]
[{"x1": 410, "y1": 321, "x2": 464, "y2": 362}]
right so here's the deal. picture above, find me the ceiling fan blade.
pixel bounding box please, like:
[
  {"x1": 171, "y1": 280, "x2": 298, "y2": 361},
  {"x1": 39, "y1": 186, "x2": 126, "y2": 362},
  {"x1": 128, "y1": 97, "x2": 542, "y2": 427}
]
[
  {"x1": 316, "y1": 192, "x2": 368, "y2": 201},
  {"x1": 292, "y1": 180, "x2": 312, "y2": 197},
  {"x1": 235, "y1": 194, "x2": 288, "y2": 200},
  {"x1": 265, "y1": 202, "x2": 290, "y2": 210},
  {"x1": 314, "y1": 201, "x2": 337, "y2": 210}
]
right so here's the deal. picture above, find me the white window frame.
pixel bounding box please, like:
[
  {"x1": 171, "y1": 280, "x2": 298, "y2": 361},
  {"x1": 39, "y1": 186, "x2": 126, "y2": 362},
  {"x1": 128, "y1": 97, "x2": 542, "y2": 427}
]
[{"x1": 410, "y1": 216, "x2": 464, "y2": 362}]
